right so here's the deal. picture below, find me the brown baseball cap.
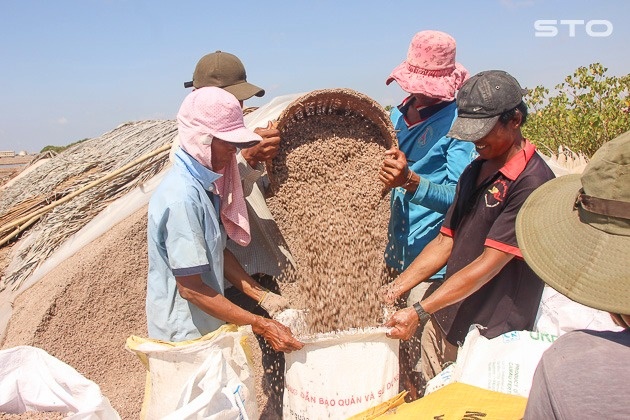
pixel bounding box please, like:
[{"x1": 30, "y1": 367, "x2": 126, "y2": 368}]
[{"x1": 183, "y1": 51, "x2": 265, "y2": 101}]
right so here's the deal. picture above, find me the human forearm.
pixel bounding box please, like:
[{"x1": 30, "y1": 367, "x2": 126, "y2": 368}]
[
  {"x1": 391, "y1": 233, "x2": 452, "y2": 297},
  {"x1": 409, "y1": 176, "x2": 457, "y2": 214},
  {"x1": 223, "y1": 249, "x2": 267, "y2": 303},
  {"x1": 419, "y1": 247, "x2": 514, "y2": 314},
  {"x1": 240, "y1": 146, "x2": 261, "y2": 169},
  {"x1": 385, "y1": 247, "x2": 514, "y2": 341},
  {"x1": 176, "y1": 274, "x2": 259, "y2": 326},
  {"x1": 383, "y1": 159, "x2": 457, "y2": 214},
  {"x1": 409, "y1": 139, "x2": 474, "y2": 213},
  {"x1": 224, "y1": 250, "x2": 290, "y2": 317},
  {"x1": 240, "y1": 122, "x2": 281, "y2": 168},
  {"x1": 176, "y1": 274, "x2": 303, "y2": 352}
]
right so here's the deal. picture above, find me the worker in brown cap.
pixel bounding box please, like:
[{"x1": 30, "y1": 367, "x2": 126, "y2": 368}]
[
  {"x1": 182, "y1": 50, "x2": 293, "y2": 418},
  {"x1": 184, "y1": 51, "x2": 265, "y2": 100}
]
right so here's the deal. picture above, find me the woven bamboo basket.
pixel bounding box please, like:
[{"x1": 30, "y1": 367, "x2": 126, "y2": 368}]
[
  {"x1": 270, "y1": 88, "x2": 397, "y2": 191},
  {"x1": 277, "y1": 88, "x2": 396, "y2": 144}
]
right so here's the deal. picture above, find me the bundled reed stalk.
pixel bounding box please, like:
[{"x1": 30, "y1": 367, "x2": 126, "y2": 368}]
[{"x1": 0, "y1": 120, "x2": 178, "y2": 292}]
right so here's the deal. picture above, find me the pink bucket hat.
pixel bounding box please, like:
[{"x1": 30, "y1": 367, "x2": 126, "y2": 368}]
[{"x1": 386, "y1": 30, "x2": 469, "y2": 101}]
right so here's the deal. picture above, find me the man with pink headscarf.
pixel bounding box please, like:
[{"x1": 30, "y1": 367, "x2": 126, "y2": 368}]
[
  {"x1": 378, "y1": 30, "x2": 475, "y2": 400},
  {"x1": 146, "y1": 87, "x2": 303, "y2": 355},
  {"x1": 183, "y1": 51, "x2": 295, "y2": 417}
]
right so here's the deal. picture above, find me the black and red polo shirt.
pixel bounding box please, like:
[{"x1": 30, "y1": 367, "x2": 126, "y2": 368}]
[{"x1": 434, "y1": 139, "x2": 555, "y2": 345}]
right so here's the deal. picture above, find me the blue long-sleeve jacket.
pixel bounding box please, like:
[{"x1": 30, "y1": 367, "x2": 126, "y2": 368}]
[{"x1": 385, "y1": 101, "x2": 476, "y2": 274}]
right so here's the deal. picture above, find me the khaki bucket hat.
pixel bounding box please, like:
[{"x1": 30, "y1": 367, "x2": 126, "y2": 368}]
[{"x1": 516, "y1": 131, "x2": 630, "y2": 314}]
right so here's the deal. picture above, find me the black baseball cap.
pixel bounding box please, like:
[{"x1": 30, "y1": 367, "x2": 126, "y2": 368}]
[{"x1": 448, "y1": 70, "x2": 527, "y2": 142}]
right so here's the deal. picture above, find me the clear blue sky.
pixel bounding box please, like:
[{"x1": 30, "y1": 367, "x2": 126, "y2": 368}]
[{"x1": 1, "y1": 0, "x2": 628, "y2": 153}]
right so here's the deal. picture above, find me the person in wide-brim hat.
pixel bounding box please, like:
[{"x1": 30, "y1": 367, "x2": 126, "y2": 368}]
[
  {"x1": 517, "y1": 130, "x2": 630, "y2": 420},
  {"x1": 516, "y1": 130, "x2": 630, "y2": 314},
  {"x1": 386, "y1": 30, "x2": 468, "y2": 101}
]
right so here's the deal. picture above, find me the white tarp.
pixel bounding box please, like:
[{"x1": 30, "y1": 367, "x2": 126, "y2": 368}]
[
  {"x1": 534, "y1": 285, "x2": 623, "y2": 336},
  {"x1": 244, "y1": 93, "x2": 305, "y2": 129},
  {"x1": 537, "y1": 150, "x2": 588, "y2": 177},
  {"x1": 0, "y1": 345, "x2": 121, "y2": 419}
]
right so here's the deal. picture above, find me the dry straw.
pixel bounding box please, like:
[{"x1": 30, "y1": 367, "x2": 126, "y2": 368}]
[{"x1": 0, "y1": 120, "x2": 177, "y2": 291}]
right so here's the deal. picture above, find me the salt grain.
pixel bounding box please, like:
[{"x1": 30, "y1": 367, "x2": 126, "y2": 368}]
[{"x1": 268, "y1": 92, "x2": 395, "y2": 334}]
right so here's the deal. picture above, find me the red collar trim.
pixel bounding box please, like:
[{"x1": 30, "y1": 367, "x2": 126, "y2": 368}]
[{"x1": 500, "y1": 139, "x2": 536, "y2": 181}]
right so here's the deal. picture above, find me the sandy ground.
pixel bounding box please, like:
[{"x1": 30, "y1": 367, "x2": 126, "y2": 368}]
[{"x1": 0, "y1": 206, "x2": 277, "y2": 419}]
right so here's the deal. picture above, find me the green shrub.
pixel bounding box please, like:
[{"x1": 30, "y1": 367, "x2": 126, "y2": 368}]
[{"x1": 523, "y1": 63, "x2": 630, "y2": 157}]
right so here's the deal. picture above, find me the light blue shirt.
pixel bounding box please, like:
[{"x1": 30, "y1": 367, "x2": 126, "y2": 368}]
[
  {"x1": 146, "y1": 148, "x2": 227, "y2": 342},
  {"x1": 386, "y1": 101, "x2": 477, "y2": 274}
]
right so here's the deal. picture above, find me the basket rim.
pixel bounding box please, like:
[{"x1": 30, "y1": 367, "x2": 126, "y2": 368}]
[{"x1": 277, "y1": 88, "x2": 397, "y2": 148}]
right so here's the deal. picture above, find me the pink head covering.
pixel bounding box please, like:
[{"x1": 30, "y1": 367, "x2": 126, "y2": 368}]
[
  {"x1": 386, "y1": 30, "x2": 469, "y2": 101},
  {"x1": 177, "y1": 87, "x2": 262, "y2": 246}
]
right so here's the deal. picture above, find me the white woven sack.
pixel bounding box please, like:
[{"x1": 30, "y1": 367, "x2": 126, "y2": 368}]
[
  {"x1": 534, "y1": 285, "x2": 623, "y2": 336},
  {"x1": 282, "y1": 327, "x2": 399, "y2": 419},
  {"x1": 453, "y1": 326, "x2": 556, "y2": 397},
  {"x1": 127, "y1": 327, "x2": 257, "y2": 420}
]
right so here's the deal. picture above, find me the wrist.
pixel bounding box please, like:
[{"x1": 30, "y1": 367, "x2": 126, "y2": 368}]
[
  {"x1": 251, "y1": 314, "x2": 266, "y2": 332},
  {"x1": 391, "y1": 281, "x2": 404, "y2": 299},
  {"x1": 257, "y1": 289, "x2": 270, "y2": 306},
  {"x1": 412, "y1": 302, "x2": 431, "y2": 324},
  {"x1": 402, "y1": 169, "x2": 418, "y2": 190},
  {"x1": 240, "y1": 148, "x2": 259, "y2": 168}
]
